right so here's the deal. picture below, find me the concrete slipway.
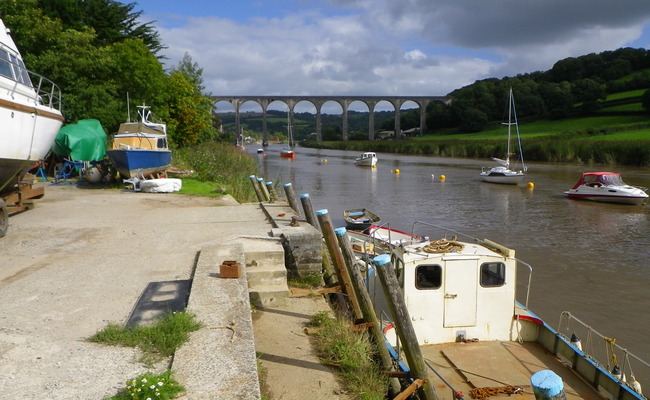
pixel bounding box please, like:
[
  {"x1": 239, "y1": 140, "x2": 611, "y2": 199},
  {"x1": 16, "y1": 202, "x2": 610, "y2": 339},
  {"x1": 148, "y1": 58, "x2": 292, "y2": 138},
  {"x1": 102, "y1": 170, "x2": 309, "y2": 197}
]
[{"x1": 0, "y1": 183, "x2": 344, "y2": 400}]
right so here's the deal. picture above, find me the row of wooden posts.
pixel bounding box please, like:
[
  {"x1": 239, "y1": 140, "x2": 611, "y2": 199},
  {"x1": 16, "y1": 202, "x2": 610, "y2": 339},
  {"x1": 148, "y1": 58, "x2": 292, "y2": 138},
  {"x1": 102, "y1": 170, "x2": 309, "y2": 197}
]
[{"x1": 248, "y1": 175, "x2": 452, "y2": 400}]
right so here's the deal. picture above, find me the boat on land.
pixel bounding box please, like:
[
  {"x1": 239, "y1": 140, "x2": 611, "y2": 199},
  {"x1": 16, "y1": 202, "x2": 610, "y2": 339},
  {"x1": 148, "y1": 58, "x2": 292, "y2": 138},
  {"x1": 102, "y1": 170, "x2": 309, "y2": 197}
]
[
  {"x1": 280, "y1": 113, "x2": 296, "y2": 159},
  {"x1": 343, "y1": 208, "x2": 380, "y2": 232},
  {"x1": 480, "y1": 87, "x2": 527, "y2": 184},
  {"x1": 0, "y1": 18, "x2": 64, "y2": 194},
  {"x1": 0, "y1": 17, "x2": 64, "y2": 236},
  {"x1": 106, "y1": 105, "x2": 172, "y2": 179},
  {"x1": 564, "y1": 172, "x2": 648, "y2": 205},
  {"x1": 355, "y1": 152, "x2": 377, "y2": 167},
  {"x1": 362, "y1": 221, "x2": 646, "y2": 400}
]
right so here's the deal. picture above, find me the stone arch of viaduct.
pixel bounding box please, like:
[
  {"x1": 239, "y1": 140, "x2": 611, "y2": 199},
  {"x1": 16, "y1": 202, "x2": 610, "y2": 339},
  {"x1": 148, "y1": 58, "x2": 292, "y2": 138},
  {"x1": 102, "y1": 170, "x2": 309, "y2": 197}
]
[{"x1": 212, "y1": 95, "x2": 449, "y2": 141}]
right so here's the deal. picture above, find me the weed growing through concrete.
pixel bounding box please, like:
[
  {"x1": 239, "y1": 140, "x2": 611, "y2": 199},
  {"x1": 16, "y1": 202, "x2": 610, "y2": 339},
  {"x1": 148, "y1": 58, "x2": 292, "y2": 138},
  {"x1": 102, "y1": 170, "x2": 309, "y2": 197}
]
[
  {"x1": 309, "y1": 311, "x2": 389, "y2": 399},
  {"x1": 107, "y1": 370, "x2": 184, "y2": 400}
]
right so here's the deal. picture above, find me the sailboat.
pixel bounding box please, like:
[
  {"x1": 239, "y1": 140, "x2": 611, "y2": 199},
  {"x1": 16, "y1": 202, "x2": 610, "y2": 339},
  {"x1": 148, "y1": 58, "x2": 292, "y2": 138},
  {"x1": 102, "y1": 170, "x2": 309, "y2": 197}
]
[
  {"x1": 480, "y1": 87, "x2": 527, "y2": 184},
  {"x1": 280, "y1": 112, "x2": 296, "y2": 159}
]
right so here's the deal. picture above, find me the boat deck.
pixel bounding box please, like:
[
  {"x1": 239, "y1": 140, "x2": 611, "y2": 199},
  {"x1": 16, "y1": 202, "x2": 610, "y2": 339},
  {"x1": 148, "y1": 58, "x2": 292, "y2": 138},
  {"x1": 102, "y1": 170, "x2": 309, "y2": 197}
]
[{"x1": 419, "y1": 340, "x2": 603, "y2": 399}]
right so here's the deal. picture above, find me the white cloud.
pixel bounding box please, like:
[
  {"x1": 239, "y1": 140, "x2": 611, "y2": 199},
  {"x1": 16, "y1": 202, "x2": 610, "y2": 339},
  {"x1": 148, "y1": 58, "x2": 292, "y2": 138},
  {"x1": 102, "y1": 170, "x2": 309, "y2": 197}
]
[{"x1": 152, "y1": 0, "x2": 650, "y2": 99}]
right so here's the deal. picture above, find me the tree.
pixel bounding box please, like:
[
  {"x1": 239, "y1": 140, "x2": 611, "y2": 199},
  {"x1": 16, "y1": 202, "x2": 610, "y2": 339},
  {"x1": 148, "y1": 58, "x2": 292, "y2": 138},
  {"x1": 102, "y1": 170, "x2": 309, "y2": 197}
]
[
  {"x1": 538, "y1": 82, "x2": 574, "y2": 119},
  {"x1": 550, "y1": 57, "x2": 583, "y2": 82},
  {"x1": 460, "y1": 108, "x2": 488, "y2": 133},
  {"x1": 166, "y1": 54, "x2": 219, "y2": 146},
  {"x1": 37, "y1": 0, "x2": 164, "y2": 54}
]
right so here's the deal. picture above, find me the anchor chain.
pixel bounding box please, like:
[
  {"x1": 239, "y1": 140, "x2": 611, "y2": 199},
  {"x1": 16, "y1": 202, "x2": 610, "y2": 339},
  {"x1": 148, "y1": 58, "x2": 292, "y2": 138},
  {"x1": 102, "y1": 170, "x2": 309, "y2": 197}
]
[{"x1": 469, "y1": 385, "x2": 524, "y2": 399}]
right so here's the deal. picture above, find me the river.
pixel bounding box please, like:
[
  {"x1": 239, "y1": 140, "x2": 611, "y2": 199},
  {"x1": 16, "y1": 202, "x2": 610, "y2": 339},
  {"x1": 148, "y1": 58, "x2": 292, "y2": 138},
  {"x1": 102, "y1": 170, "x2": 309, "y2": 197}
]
[{"x1": 249, "y1": 143, "x2": 650, "y2": 381}]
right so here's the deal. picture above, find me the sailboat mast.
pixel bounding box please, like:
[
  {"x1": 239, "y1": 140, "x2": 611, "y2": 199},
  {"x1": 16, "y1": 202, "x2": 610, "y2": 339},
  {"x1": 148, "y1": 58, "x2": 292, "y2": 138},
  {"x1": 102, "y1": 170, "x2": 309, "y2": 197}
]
[{"x1": 506, "y1": 88, "x2": 513, "y2": 167}]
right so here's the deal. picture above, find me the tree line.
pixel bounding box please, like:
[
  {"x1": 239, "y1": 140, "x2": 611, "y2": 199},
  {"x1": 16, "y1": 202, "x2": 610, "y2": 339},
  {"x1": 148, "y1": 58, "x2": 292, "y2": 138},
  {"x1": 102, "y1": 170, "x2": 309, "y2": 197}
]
[
  {"x1": 0, "y1": 0, "x2": 218, "y2": 149},
  {"x1": 421, "y1": 47, "x2": 650, "y2": 134}
]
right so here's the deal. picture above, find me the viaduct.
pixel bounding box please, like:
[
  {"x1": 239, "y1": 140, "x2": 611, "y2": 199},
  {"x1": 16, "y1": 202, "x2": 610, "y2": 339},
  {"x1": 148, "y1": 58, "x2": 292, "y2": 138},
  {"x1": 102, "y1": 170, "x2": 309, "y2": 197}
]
[{"x1": 212, "y1": 95, "x2": 450, "y2": 141}]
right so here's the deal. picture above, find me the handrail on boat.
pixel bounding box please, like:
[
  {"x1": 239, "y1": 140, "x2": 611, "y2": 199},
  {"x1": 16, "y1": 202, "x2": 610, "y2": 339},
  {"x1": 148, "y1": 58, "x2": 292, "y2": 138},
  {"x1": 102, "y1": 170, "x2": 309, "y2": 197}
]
[
  {"x1": 5, "y1": 60, "x2": 62, "y2": 111},
  {"x1": 558, "y1": 311, "x2": 649, "y2": 394}
]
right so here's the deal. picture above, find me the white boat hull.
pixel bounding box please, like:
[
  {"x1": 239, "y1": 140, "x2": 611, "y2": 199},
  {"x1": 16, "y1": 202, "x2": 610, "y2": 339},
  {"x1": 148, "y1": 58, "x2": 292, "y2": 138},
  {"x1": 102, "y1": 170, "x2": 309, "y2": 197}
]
[
  {"x1": 479, "y1": 166, "x2": 525, "y2": 184},
  {"x1": 0, "y1": 81, "x2": 64, "y2": 193},
  {"x1": 564, "y1": 187, "x2": 648, "y2": 205},
  {"x1": 564, "y1": 172, "x2": 649, "y2": 205},
  {"x1": 355, "y1": 158, "x2": 376, "y2": 167},
  {"x1": 355, "y1": 152, "x2": 377, "y2": 167}
]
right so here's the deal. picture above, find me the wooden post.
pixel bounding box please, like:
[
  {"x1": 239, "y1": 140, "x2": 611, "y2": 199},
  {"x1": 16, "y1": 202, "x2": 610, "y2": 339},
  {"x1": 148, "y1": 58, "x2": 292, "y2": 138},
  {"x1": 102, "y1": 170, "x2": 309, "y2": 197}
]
[
  {"x1": 265, "y1": 181, "x2": 277, "y2": 203},
  {"x1": 299, "y1": 193, "x2": 318, "y2": 228},
  {"x1": 335, "y1": 227, "x2": 401, "y2": 396},
  {"x1": 316, "y1": 209, "x2": 362, "y2": 320},
  {"x1": 283, "y1": 183, "x2": 300, "y2": 213},
  {"x1": 248, "y1": 175, "x2": 265, "y2": 202},
  {"x1": 257, "y1": 177, "x2": 270, "y2": 201},
  {"x1": 373, "y1": 254, "x2": 436, "y2": 400}
]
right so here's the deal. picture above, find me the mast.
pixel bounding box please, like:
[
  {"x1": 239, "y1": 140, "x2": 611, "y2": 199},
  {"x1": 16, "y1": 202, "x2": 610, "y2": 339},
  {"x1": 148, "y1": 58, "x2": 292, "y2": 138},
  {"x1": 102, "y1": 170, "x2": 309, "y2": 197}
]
[
  {"x1": 503, "y1": 87, "x2": 513, "y2": 168},
  {"x1": 286, "y1": 111, "x2": 294, "y2": 149}
]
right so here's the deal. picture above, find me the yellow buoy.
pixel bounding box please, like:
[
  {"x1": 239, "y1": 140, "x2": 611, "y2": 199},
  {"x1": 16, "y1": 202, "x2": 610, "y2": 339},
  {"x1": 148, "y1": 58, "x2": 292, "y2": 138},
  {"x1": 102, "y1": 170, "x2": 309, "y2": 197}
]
[
  {"x1": 372, "y1": 164, "x2": 376, "y2": 169},
  {"x1": 394, "y1": 169, "x2": 400, "y2": 174},
  {"x1": 527, "y1": 181, "x2": 534, "y2": 189},
  {"x1": 322, "y1": 159, "x2": 327, "y2": 163},
  {"x1": 440, "y1": 174, "x2": 446, "y2": 181}
]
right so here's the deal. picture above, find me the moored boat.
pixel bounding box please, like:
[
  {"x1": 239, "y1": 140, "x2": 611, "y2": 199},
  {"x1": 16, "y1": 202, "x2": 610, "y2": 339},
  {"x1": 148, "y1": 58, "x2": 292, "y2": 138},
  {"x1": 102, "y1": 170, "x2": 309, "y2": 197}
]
[
  {"x1": 343, "y1": 208, "x2": 380, "y2": 232},
  {"x1": 355, "y1": 152, "x2": 377, "y2": 167},
  {"x1": 106, "y1": 105, "x2": 172, "y2": 179},
  {"x1": 0, "y1": 17, "x2": 64, "y2": 195},
  {"x1": 361, "y1": 221, "x2": 647, "y2": 400},
  {"x1": 480, "y1": 87, "x2": 527, "y2": 184},
  {"x1": 280, "y1": 112, "x2": 296, "y2": 159},
  {"x1": 564, "y1": 172, "x2": 648, "y2": 205}
]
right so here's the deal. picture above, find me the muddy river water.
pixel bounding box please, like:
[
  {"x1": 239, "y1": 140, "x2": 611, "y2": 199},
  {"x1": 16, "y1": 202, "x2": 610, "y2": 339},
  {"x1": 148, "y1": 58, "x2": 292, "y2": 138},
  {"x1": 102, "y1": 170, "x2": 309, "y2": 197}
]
[{"x1": 250, "y1": 144, "x2": 650, "y2": 384}]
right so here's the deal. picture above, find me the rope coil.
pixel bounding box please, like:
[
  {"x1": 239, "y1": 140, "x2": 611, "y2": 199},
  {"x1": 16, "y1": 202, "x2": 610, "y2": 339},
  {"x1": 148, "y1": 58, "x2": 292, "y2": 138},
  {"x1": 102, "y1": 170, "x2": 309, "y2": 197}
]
[{"x1": 421, "y1": 236, "x2": 464, "y2": 253}]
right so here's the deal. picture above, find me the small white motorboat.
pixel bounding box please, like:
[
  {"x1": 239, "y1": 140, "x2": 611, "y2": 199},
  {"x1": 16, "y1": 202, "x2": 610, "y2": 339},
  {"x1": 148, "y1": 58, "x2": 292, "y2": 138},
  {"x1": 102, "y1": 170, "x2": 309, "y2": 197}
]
[
  {"x1": 354, "y1": 152, "x2": 377, "y2": 167},
  {"x1": 564, "y1": 171, "x2": 648, "y2": 205}
]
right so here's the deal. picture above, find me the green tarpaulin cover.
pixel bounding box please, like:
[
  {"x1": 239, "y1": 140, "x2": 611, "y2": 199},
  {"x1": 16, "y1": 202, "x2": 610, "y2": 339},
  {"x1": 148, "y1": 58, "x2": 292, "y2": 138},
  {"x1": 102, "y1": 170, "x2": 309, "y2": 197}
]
[{"x1": 52, "y1": 119, "x2": 106, "y2": 161}]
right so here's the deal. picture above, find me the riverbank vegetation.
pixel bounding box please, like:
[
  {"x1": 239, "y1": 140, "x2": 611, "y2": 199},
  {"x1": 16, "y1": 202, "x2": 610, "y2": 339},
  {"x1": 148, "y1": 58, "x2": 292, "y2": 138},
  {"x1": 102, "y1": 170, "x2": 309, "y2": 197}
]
[
  {"x1": 309, "y1": 311, "x2": 388, "y2": 399},
  {"x1": 302, "y1": 111, "x2": 650, "y2": 166},
  {"x1": 173, "y1": 142, "x2": 259, "y2": 202},
  {"x1": 301, "y1": 87, "x2": 650, "y2": 166}
]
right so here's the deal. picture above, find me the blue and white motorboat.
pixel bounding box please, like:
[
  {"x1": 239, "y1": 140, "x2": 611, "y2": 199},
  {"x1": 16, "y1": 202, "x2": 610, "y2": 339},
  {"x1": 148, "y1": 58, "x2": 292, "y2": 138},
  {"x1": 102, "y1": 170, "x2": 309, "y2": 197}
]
[{"x1": 107, "y1": 105, "x2": 172, "y2": 179}]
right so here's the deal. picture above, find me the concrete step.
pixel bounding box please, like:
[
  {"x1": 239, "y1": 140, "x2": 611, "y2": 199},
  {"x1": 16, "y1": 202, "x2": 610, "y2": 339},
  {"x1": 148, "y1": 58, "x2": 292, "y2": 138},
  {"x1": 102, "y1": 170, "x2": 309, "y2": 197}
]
[
  {"x1": 241, "y1": 237, "x2": 290, "y2": 309},
  {"x1": 242, "y1": 238, "x2": 285, "y2": 268},
  {"x1": 246, "y1": 265, "x2": 287, "y2": 288},
  {"x1": 249, "y1": 284, "x2": 290, "y2": 309}
]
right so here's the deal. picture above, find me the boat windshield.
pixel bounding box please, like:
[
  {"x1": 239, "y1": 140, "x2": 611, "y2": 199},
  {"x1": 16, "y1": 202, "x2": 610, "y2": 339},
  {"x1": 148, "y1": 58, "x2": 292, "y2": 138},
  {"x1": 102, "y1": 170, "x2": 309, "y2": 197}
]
[{"x1": 586, "y1": 174, "x2": 626, "y2": 186}]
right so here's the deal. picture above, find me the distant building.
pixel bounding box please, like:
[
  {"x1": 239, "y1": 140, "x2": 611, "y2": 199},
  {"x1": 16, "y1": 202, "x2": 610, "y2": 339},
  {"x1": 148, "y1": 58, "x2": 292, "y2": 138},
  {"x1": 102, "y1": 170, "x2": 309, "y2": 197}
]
[{"x1": 376, "y1": 131, "x2": 394, "y2": 140}]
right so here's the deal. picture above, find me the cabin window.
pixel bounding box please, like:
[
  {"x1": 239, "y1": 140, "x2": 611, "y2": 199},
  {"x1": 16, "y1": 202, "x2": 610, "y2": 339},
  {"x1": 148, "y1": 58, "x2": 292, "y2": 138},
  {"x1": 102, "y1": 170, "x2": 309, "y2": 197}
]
[
  {"x1": 0, "y1": 50, "x2": 13, "y2": 79},
  {"x1": 415, "y1": 265, "x2": 441, "y2": 290},
  {"x1": 14, "y1": 56, "x2": 31, "y2": 86},
  {"x1": 480, "y1": 262, "x2": 506, "y2": 287}
]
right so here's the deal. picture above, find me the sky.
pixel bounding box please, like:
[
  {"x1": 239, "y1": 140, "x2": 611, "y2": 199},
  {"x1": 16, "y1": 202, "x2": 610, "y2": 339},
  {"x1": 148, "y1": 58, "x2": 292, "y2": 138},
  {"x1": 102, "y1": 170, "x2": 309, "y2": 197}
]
[{"x1": 125, "y1": 0, "x2": 650, "y2": 112}]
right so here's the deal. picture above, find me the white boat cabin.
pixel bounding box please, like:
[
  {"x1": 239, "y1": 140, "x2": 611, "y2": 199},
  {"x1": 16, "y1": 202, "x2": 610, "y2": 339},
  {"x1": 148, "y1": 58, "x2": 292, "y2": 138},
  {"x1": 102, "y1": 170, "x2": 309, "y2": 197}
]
[{"x1": 367, "y1": 235, "x2": 520, "y2": 345}]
